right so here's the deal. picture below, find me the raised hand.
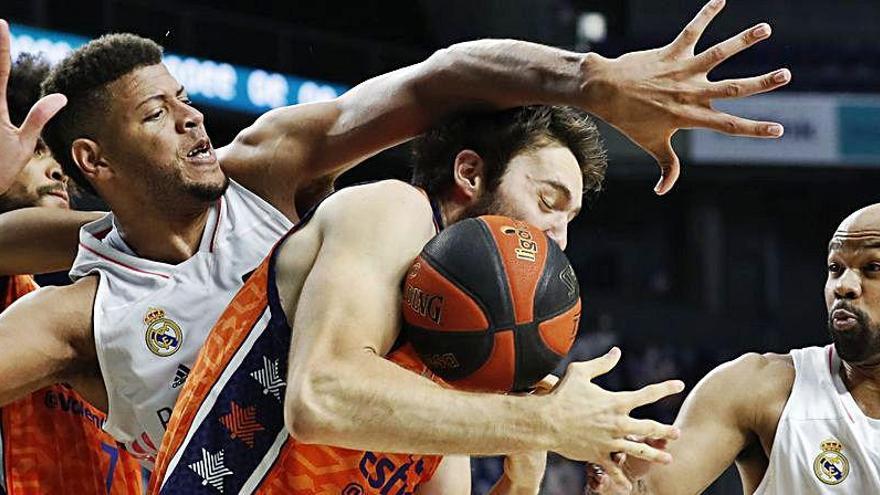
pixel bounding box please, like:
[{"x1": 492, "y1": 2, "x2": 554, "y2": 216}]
[
  {"x1": 543, "y1": 348, "x2": 684, "y2": 490},
  {"x1": 0, "y1": 19, "x2": 67, "y2": 193},
  {"x1": 581, "y1": 0, "x2": 790, "y2": 195}
]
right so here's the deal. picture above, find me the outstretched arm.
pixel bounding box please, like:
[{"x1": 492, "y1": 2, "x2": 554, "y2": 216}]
[
  {"x1": 220, "y1": 0, "x2": 789, "y2": 213},
  {"x1": 278, "y1": 181, "x2": 684, "y2": 485},
  {"x1": 598, "y1": 353, "x2": 792, "y2": 495},
  {"x1": 0, "y1": 207, "x2": 102, "y2": 275}
]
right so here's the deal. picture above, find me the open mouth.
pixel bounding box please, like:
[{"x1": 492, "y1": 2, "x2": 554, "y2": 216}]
[{"x1": 186, "y1": 140, "x2": 212, "y2": 160}]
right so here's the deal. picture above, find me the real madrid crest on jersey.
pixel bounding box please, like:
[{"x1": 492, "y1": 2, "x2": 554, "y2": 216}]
[
  {"x1": 144, "y1": 307, "x2": 183, "y2": 357},
  {"x1": 813, "y1": 438, "x2": 850, "y2": 485}
]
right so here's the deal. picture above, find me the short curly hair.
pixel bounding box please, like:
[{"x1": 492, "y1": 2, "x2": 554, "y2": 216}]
[
  {"x1": 8, "y1": 53, "x2": 51, "y2": 129},
  {"x1": 411, "y1": 105, "x2": 608, "y2": 199},
  {"x1": 41, "y1": 33, "x2": 163, "y2": 196}
]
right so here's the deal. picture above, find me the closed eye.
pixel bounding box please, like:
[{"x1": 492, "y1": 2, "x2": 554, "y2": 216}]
[{"x1": 145, "y1": 109, "x2": 164, "y2": 121}]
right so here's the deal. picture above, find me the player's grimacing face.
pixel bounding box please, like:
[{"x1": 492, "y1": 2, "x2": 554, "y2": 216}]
[
  {"x1": 825, "y1": 238, "x2": 880, "y2": 365},
  {"x1": 101, "y1": 64, "x2": 226, "y2": 202},
  {"x1": 479, "y1": 145, "x2": 583, "y2": 251}
]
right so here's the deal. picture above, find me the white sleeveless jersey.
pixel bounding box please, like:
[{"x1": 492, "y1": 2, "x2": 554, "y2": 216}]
[
  {"x1": 755, "y1": 345, "x2": 880, "y2": 494},
  {"x1": 69, "y1": 180, "x2": 292, "y2": 468}
]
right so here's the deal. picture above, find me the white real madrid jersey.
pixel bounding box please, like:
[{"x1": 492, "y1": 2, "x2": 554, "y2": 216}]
[
  {"x1": 754, "y1": 345, "x2": 880, "y2": 494},
  {"x1": 69, "y1": 180, "x2": 293, "y2": 468}
]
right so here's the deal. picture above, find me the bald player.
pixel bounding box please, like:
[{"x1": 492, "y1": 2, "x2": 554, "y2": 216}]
[
  {"x1": 596, "y1": 205, "x2": 880, "y2": 494},
  {"x1": 0, "y1": 0, "x2": 789, "y2": 473}
]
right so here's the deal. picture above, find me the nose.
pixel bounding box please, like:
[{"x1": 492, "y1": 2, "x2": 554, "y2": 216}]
[
  {"x1": 45, "y1": 160, "x2": 66, "y2": 185},
  {"x1": 176, "y1": 101, "x2": 204, "y2": 133},
  {"x1": 834, "y1": 268, "x2": 862, "y2": 300},
  {"x1": 545, "y1": 222, "x2": 568, "y2": 251}
]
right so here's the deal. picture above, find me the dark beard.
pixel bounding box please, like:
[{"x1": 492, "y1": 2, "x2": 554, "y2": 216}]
[
  {"x1": 827, "y1": 304, "x2": 880, "y2": 365},
  {"x1": 0, "y1": 192, "x2": 34, "y2": 214},
  {"x1": 184, "y1": 176, "x2": 230, "y2": 203},
  {"x1": 459, "y1": 190, "x2": 517, "y2": 220},
  {"x1": 145, "y1": 165, "x2": 230, "y2": 209},
  {"x1": 0, "y1": 184, "x2": 53, "y2": 213}
]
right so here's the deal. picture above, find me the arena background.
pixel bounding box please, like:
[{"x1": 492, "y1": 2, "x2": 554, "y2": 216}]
[{"x1": 6, "y1": 0, "x2": 880, "y2": 493}]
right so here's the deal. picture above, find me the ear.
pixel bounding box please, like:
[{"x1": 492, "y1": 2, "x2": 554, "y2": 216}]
[
  {"x1": 452, "y1": 149, "x2": 485, "y2": 201},
  {"x1": 71, "y1": 138, "x2": 112, "y2": 184}
]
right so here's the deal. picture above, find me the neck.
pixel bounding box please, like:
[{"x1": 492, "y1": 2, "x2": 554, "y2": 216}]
[
  {"x1": 110, "y1": 196, "x2": 214, "y2": 264},
  {"x1": 839, "y1": 355, "x2": 880, "y2": 419},
  {"x1": 437, "y1": 193, "x2": 468, "y2": 228}
]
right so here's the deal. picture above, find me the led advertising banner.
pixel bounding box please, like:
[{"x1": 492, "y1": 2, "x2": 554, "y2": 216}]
[
  {"x1": 690, "y1": 93, "x2": 880, "y2": 167},
  {"x1": 9, "y1": 23, "x2": 350, "y2": 115}
]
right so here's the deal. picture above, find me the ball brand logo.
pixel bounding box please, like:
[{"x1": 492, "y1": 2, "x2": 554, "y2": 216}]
[
  {"x1": 144, "y1": 307, "x2": 184, "y2": 357},
  {"x1": 407, "y1": 261, "x2": 421, "y2": 279},
  {"x1": 423, "y1": 353, "x2": 460, "y2": 370},
  {"x1": 559, "y1": 265, "x2": 577, "y2": 298},
  {"x1": 501, "y1": 223, "x2": 538, "y2": 262},
  {"x1": 403, "y1": 283, "x2": 444, "y2": 324},
  {"x1": 813, "y1": 438, "x2": 850, "y2": 485}
]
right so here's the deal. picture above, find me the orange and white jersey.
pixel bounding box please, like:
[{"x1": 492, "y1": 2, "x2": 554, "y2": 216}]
[
  {"x1": 755, "y1": 345, "x2": 880, "y2": 494},
  {"x1": 0, "y1": 275, "x2": 143, "y2": 494},
  {"x1": 149, "y1": 257, "x2": 442, "y2": 495},
  {"x1": 69, "y1": 180, "x2": 293, "y2": 467},
  {"x1": 149, "y1": 188, "x2": 445, "y2": 494}
]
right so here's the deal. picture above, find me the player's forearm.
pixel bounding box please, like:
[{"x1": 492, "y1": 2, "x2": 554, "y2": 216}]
[
  {"x1": 285, "y1": 352, "x2": 557, "y2": 456},
  {"x1": 0, "y1": 207, "x2": 102, "y2": 275},
  {"x1": 328, "y1": 39, "x2": 591, "y2": 150},
  {"x1": 412, "y1": 39, "x2": 591, "y2": 116},
  {"x1": 424, "y1": 40, "x2": 593, "y2": 108}
]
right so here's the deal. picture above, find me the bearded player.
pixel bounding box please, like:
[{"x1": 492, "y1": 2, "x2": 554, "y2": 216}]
[
  {"x1": 152, "y1": 106, "x2": 682, "y2": 495},
  {"x1": 594, "y1": 205, "x2": 880, "y2": 494},
  {"x1": 0, "y1": 53, "x2": 140, "y2": 494},
  {"x1": 0, "y1": 0, "x2": 789, "y2": 474}
]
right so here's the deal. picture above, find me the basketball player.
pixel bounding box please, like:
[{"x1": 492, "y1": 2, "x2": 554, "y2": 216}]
[
  {"x1": 0, "y1": 53, "x2": 140, "y2": 494},
  {"x1": 150, "y1": 106, "x2": 674, "y2": 495},
  {"x1": 591, "y1": 205, "x2": 880, "y2": 494},
  {"x1": 0, "y1": 0, "x2": 789, "y2": 472}
]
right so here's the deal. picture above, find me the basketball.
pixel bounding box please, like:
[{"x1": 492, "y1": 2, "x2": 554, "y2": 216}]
[{"x1": 402, "y1": 215, "x2": 581, "y2": 392}]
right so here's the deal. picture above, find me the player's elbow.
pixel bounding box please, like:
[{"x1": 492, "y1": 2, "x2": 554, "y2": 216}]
[{"x1": 283, "y1": 366, "x2": 345, "y2": 444}]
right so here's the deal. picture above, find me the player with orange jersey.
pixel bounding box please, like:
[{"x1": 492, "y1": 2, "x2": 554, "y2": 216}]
[{"x1": 0, "y1": 53, "x2": 141, "y2": 494}]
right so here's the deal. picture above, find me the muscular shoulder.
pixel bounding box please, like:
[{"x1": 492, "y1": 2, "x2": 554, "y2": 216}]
[
  {"x1": 725, "y1": 352, "x2": 794, "y2": 397},
  {"x1": 1, "y1": 276, "x2": 98, "y2": 379},
  {"x1": 22, "y1": 277, "x2": 96, "y2": 339},
  {"x1": 692, "y1": 352, "x2": 794, "y2": 429},
  {"x1": 315, "y1": 180, "x2": 435, "y2": 236}
]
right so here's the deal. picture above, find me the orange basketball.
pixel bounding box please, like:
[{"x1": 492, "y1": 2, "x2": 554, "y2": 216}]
[{"x1": 402, "y1": 215, "x2": 581, "y2": 392}]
